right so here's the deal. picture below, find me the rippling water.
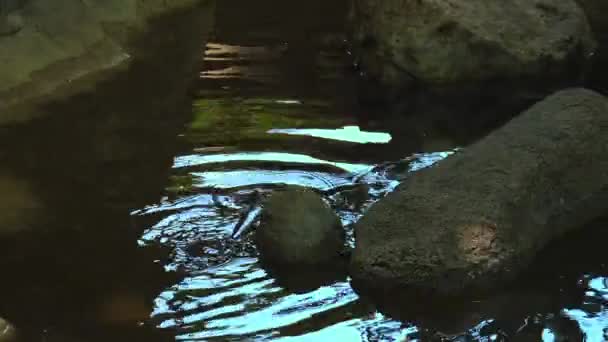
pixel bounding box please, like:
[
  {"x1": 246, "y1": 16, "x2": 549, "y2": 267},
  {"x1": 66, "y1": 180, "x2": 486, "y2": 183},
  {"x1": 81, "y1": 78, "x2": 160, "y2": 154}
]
[
  {"x1": 127, "y1": 1, "x2": 608, "y2": 341},
  {"x1": 131, "y1": 30, "x2": 451, "y2": 337},
  {"x1": 129, "y1": 1, "x2": 451, "y2": 340},
  {"x1": 2, "y1": 0, "x2": 605, "y2": 341}
]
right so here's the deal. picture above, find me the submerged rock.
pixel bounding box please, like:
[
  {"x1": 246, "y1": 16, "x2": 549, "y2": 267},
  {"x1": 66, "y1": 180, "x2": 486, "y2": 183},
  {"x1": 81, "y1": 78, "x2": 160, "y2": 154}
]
[
  {"x1": 256, "y1": 187, "x2": 345, "y2": 266},
  {"x1": 351, "y1": 88, "x2": 608, "y2": 295},
  {"x1": 349, "y1": 0, "x2": 595, "y2": 98},
  {"x1": 0, "y1": 317, "x2": 17, "y2": 342}
]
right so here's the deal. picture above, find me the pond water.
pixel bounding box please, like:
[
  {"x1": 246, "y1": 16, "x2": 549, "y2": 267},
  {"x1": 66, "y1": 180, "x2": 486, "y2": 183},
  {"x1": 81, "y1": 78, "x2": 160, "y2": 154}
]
[{"x1": 0, "y1": 0, "x2": 607, "y2": 341}]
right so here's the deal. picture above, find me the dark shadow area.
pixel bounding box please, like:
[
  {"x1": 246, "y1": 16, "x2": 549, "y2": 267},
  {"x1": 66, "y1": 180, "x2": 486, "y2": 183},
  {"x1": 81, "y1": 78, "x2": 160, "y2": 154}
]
[
  {"x1": 260, "y1": 258, "x2": 350, "y2": 295},
  {"x1": 0, "y1": 4, "x2": 215, "y2": 341}
]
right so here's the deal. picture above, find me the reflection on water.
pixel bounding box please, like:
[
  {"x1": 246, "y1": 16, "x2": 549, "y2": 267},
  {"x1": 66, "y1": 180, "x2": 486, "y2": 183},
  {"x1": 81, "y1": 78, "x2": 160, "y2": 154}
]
[
  {"x1": 563, "y1": 276, "x2": 608, "y2": 340},
  {"x1": 129, "y1": 0, "x2": 608, "y2": 340},
  {"x1": 131, "y1": 1, "x2": 451, "y2": 339},
  {"x1": 127, "y1": 0, "x2": 608, "y2": 341},
  {"x1": 267, "y1": 126, "x2": 393, "y2": 144},
  {"x1": 173, "y1": 152, "x2": 372, "y2": 173},
  {"x1": 0, "y1": 0, "x2": 604, "y2": 340}
]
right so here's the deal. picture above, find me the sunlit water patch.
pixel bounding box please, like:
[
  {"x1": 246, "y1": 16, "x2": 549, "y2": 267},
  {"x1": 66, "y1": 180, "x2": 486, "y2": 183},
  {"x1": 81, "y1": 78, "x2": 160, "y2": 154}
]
[
  {"x1": 563, "y1": 275, "x2": 608, "y2": 341},
  {"x1": 268, "y1": 126, "x2": 392, "y2": 144},
  {"x1": 173, "y1": 152, "x2": 372, "y2": 174},
  {"x1": 134, "y1": 146, "x2": 454, "y2": 340}
]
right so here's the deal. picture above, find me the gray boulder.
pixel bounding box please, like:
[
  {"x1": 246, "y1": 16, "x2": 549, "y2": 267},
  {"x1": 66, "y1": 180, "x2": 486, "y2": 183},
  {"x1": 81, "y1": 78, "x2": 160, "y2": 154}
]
[
  {"x1": 256, "y1": 187, "x2": 345, "y2": 266},
  {"x1": 350, "y1": 0, "x2": 595, "y2": 95},
  {"x1": 351, "y1": 88, "x2": 608, "y2": 295}
]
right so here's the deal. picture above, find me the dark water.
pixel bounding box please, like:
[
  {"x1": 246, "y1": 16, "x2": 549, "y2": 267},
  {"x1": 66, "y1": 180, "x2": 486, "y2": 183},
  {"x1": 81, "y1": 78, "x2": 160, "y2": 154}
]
[{"x1": 1, "y1": 1, "x2": 608, "y2": 341}]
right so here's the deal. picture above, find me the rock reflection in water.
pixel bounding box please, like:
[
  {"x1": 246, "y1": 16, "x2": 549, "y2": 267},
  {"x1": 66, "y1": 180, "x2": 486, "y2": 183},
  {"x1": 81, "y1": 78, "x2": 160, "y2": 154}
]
[
  {"x1": 130, "y1": 1, "x2": 460, "y2": 338},
  {"x1": 134, "y1": 0, "x2": 608, "y2": 340}
]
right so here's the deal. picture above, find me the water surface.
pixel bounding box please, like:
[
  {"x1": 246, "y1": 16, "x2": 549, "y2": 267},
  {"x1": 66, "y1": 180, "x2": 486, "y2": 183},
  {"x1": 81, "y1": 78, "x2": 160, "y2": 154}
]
[{"x1": 0, "y1": 1, "x2": 607, "y2": 341}]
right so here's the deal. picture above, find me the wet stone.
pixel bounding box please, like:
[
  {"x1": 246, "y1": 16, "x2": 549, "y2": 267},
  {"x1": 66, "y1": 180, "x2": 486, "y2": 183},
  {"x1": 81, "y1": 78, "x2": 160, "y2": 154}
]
[{"x1": 256, "y1": 187, "x2": 345, "y2": 267}]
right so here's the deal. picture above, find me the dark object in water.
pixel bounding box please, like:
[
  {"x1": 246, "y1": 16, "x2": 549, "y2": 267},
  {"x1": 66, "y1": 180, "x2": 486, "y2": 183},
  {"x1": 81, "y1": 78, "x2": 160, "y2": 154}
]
[
  {"x1": 351, "y1": 88, "x2": 608, "y2": 295},
  {"x1": 256, "y1": 187, "x2": 345, "y2": 266}
]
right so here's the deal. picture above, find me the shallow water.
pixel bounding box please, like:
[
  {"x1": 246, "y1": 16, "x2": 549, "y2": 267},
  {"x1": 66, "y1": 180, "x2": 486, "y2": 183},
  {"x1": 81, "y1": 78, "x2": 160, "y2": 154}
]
[{"x1": 1, "y1": 0, "x2": 608, "y2": 341}]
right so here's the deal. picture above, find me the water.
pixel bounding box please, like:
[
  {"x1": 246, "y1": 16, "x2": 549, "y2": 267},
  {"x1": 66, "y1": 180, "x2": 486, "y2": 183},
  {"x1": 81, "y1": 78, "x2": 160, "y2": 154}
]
[{"x1": 1, "y1": 0, "x2": 607, "y2": 341}]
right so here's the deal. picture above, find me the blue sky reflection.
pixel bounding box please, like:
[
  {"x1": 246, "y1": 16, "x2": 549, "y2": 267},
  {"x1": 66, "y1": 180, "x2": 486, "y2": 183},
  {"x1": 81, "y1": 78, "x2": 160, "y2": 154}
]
[{"x1": 267, "y1": 126, "x2": 392, "y2": 144}]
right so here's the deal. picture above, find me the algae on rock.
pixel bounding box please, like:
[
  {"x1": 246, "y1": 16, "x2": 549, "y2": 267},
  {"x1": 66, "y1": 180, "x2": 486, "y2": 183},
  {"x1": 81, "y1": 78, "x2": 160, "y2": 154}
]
[{"x1": 0, "y1": 0, "x2": 214, "y2": 125}]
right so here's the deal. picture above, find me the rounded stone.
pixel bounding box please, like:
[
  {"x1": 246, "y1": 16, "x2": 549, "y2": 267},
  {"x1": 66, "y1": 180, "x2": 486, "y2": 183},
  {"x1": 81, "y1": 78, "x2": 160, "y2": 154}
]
[{"x1": 256, "y1": 187, "x2": 345, "y2": 266}]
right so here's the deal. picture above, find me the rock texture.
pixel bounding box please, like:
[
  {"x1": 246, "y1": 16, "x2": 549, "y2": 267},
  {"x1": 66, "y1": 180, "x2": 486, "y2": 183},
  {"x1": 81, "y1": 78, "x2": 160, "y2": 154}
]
[
  {"x1": 256, "y1": 187, "x2": 345, "y2": 266},
  {"x1": 0, "y1": 0, "x2": 212, "y2": 125},
  {"x1": 349, "y1": 0, "x2": 596, "y2": 96},
  {"x1": 351, "y1": 88, "x2": 608, "y2": 295}
]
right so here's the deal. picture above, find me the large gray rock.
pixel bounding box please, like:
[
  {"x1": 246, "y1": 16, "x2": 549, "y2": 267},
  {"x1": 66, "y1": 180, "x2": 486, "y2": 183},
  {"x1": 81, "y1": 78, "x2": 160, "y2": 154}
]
[
  {"x1": 0, "y1": 0, "x2": 213, "y2": 125},
  {"x1": 0, "y1": 317, "x2": 17, "y2": 342},
  {"x1": 350, "y1": 0, "x2": 596, "y2": 95},
  {"x1": 256, "y1": 187, "x2": 345, "y2": 266},
  {"x1": 351, "y1": 88, "x2": 608, "y2": 295}
]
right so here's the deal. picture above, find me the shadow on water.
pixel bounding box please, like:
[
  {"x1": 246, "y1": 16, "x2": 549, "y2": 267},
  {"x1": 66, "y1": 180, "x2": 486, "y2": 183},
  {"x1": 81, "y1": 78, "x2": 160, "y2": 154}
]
[{"x1": 1, "y1": 0, "x2": 608, "y2": 341}]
